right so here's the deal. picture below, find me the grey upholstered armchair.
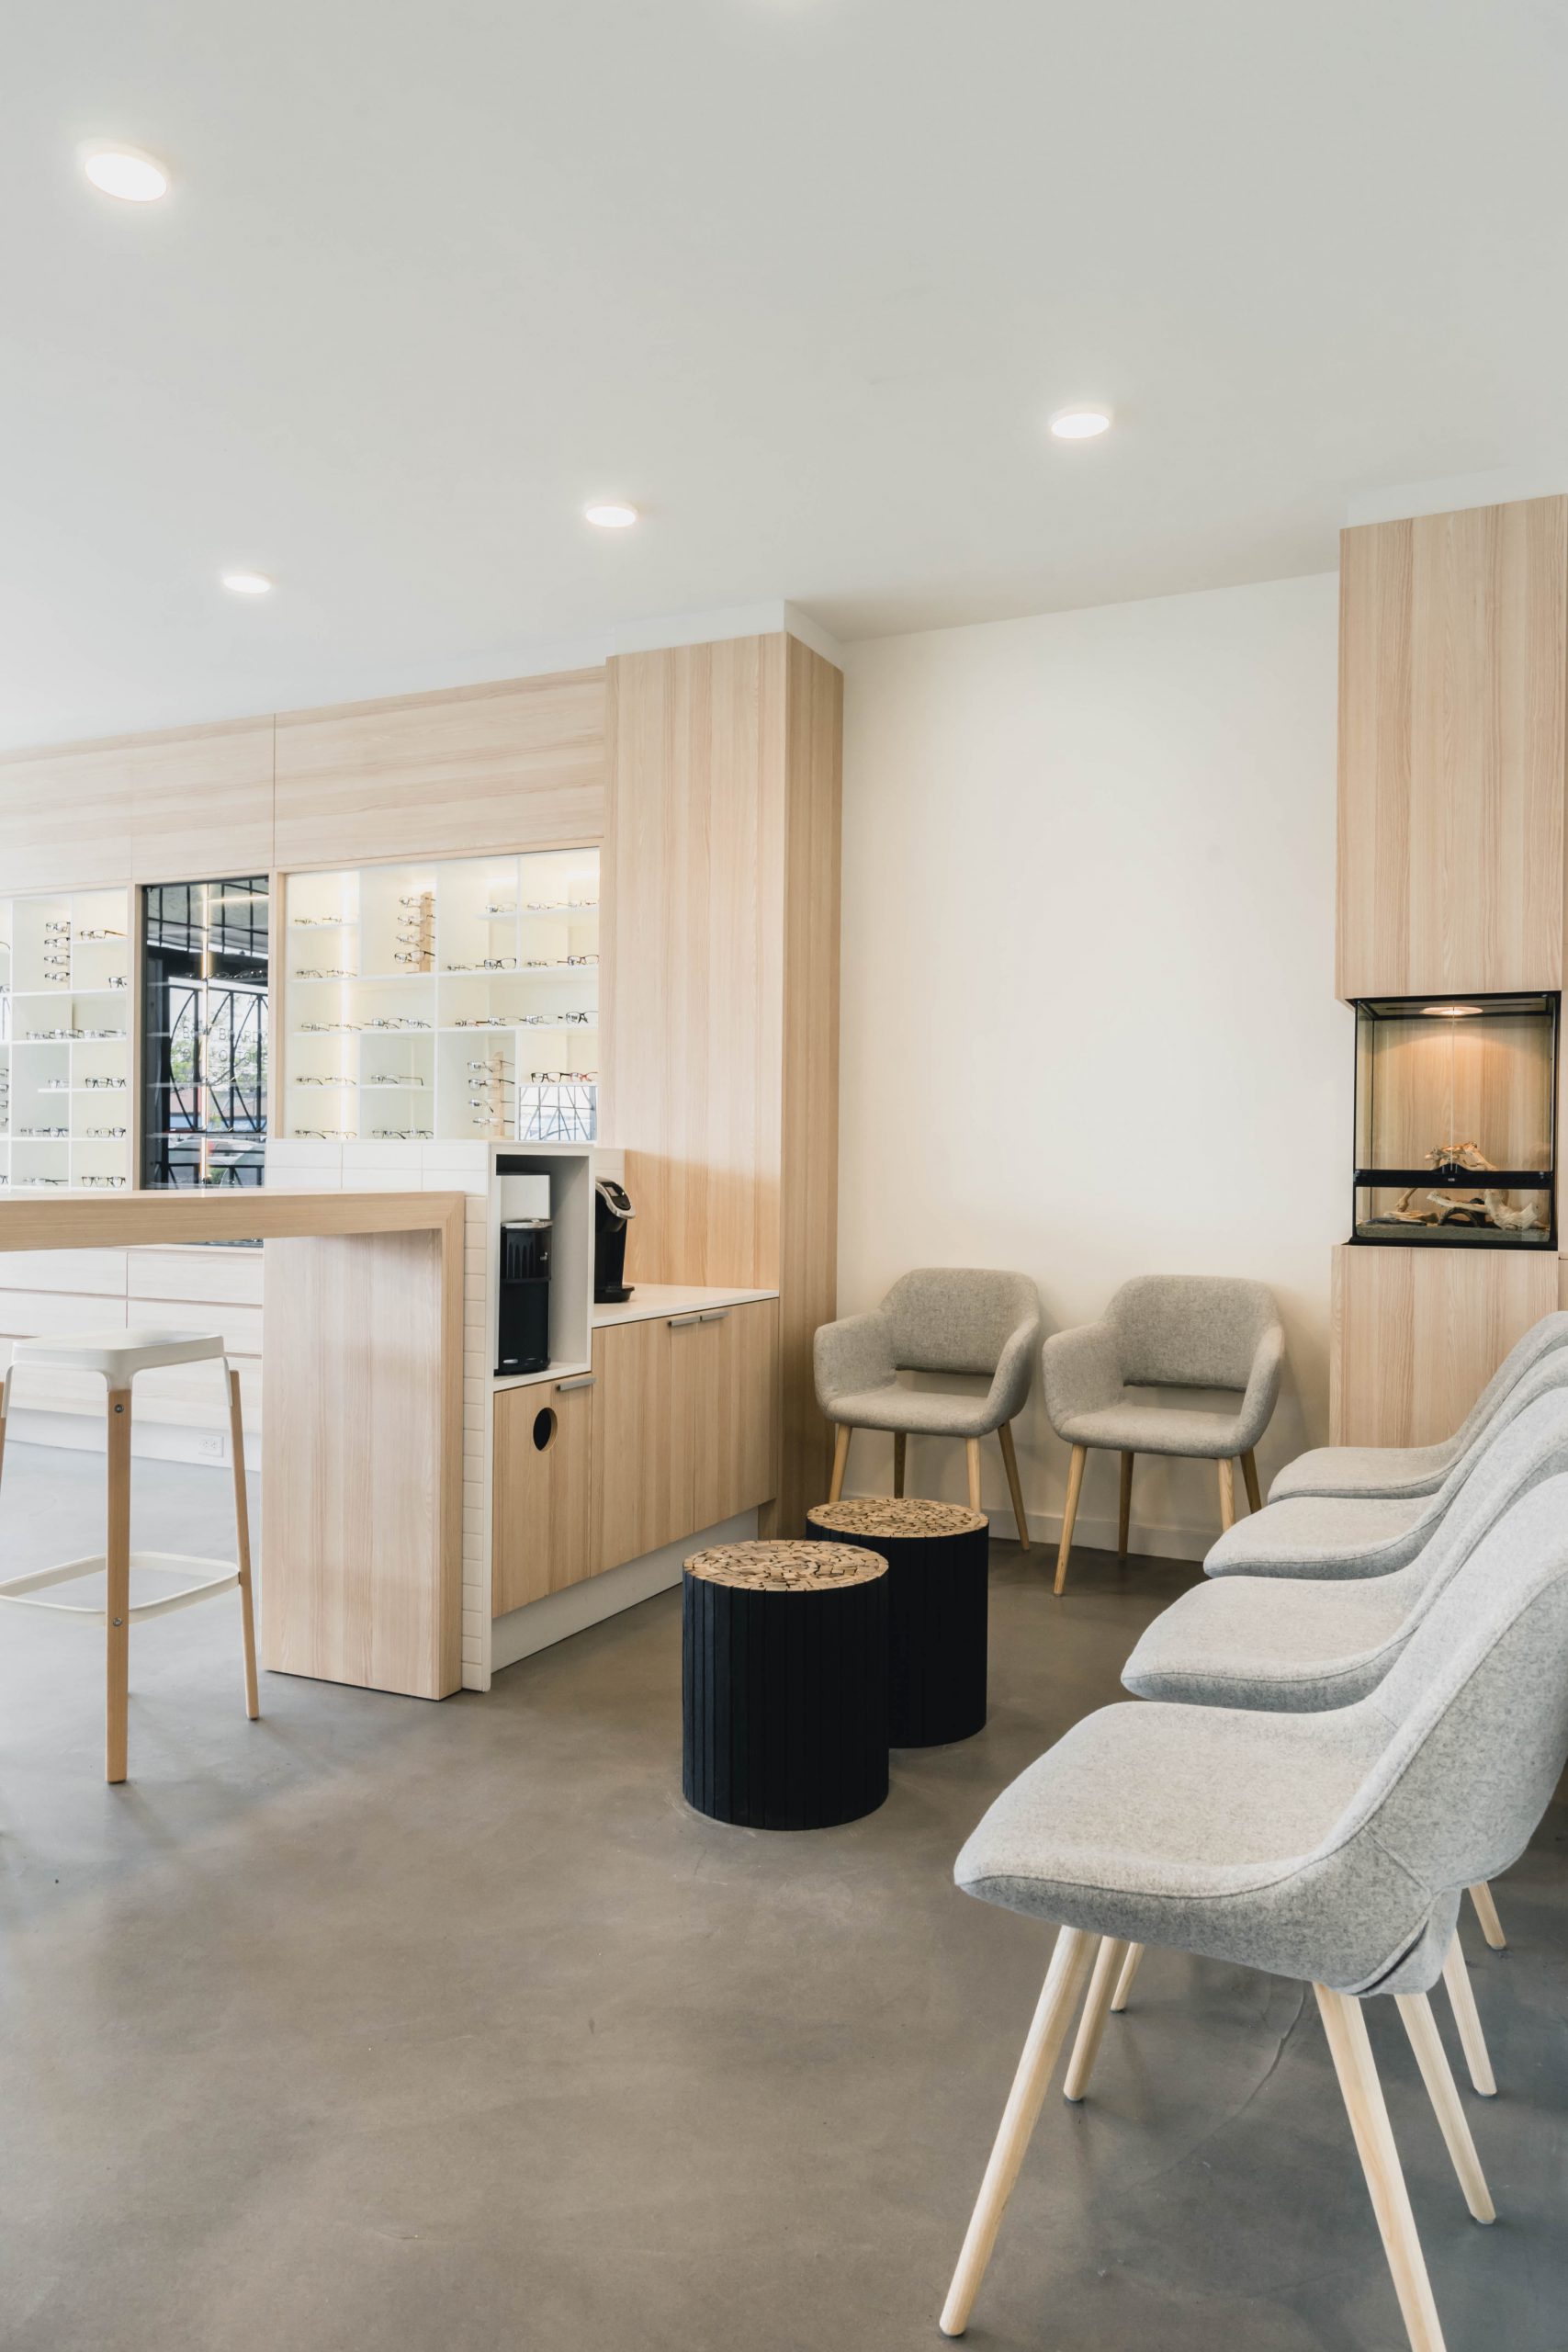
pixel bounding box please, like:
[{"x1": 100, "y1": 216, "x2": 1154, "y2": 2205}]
[
  {"x1": 814, "y1": 1269, "x2": 1042, "y2": 1545},
  {"x1": 1040, "y1": 1274, "x2": 1284, "y2": 1595}
]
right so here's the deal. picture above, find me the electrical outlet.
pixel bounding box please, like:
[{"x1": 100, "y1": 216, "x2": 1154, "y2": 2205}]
[{"x1": 197, "y1": 1433, "x2": 226, "y2": 1462}]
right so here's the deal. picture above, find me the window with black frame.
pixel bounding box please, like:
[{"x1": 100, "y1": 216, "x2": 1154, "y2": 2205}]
[{"x1": 141, "y1": 877, "x2": 269, "y2": 1187}]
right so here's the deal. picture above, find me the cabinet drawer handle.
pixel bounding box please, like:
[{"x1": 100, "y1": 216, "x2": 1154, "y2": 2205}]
[
  {"x1": 668, "y1": 1313, "x2": 704, "y2": 1329},
  {"x1": 698, "y1": 1309, "x2": 729, "y2": 1323},
  {"x1": 555, "y1": 1374, "x2": 596, "y2": 1392}
]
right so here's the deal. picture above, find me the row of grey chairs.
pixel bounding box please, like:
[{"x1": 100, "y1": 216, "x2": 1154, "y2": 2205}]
[{"x1": 939, "y1": 1312, "x2": 1568, "y2": 2350}]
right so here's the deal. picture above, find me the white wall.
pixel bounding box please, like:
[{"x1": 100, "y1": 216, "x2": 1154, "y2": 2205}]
[{"x1": 837, "y1": 571, "x2": 1345, "y2": 1559}]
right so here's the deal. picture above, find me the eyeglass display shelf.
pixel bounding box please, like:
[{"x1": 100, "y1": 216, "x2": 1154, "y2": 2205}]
[{"x1": 0, "y1": 887, "x2": 133, "y2": 1193}]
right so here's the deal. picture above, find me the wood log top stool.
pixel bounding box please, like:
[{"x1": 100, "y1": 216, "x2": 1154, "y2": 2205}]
[
  {"x1": 682, "y1": 1539, "x2": 889, "y2": 1830},
  {"x1": 807, "y1": 1498, "x2": 989, "y2": 1747}
]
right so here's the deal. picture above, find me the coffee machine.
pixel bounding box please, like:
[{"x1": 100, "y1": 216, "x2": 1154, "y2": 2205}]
[
  {"x1": 496, "y1": 1172, "x2": 552, "y2": 1374},
  {"x1": 593, "y1": 1176, "x2": 635, "y2": 1303}
]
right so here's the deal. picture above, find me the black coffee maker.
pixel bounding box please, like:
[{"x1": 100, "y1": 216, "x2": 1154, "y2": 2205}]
[{"x1": 593, "y1": 1177, "x2": 635, "y2": 1302}]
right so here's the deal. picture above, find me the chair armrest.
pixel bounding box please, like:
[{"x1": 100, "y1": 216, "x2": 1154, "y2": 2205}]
[
  {"x1": 1235, "y1": 1322, "x2": 1287, "y2": 1451},
  {"x1": 982, "y1": 1314, "x2": 1043, "y2": 1427},
  {"x1": 814, "y1": 1311, "x2": 896, "y2": 1411},
  {"x1": 1040, "y1": 1320, "x2": 1122, "y2": 1431}
]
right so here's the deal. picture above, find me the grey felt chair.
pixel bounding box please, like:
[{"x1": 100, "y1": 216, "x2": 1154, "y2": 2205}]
[
  {"x1": 940, "y1": 1477, "x2": 1568, "y2": 2351},
  {"x1": 1270, "y1": 1308, "x2": 1568, "y2": 1504},
  {"x1": 1040, "y1": 1275, "x2": 1284, "y2": 1595},
  {"x1": 813, "y1": 1270, "x2": 1040, "y2": 1544},
  {"x1": 1206, "y1": 1345, "x2": 1568, "y2": 1582}
]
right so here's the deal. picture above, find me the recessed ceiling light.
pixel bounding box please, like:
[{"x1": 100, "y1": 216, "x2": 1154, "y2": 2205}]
[
  {"x1": 220, "y1": 571, "x2": 273, "y2": 596},
  {"x1": 83, "y1": 146, "x2": 170, "y2": 203},
  {"x1": 1049, "y1": 405, "x2": 1113, "y2": 441},
  {"x1": 584, "y1": 501, "x2": 638, "y2": 529}
]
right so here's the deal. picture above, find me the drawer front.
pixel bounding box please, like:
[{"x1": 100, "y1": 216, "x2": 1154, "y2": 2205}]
[
  {"x1": 491, "y1": 1376, "x2": 596, "y2": 1616},
  {"x1": 691, "y1": 1299, "x2": 780, "y2": 1529},
  {"x1": 592, "y1": 1316, "x2": 689, "y2": 1574}
]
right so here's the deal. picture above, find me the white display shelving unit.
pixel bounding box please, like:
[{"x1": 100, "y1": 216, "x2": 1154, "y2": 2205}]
[
  {"x1": 0, "y1": 888, "x2": 133, "y2": 1193},
  {"x1": 281, "y1": 849, "x2": 599, "y2": 1145}
]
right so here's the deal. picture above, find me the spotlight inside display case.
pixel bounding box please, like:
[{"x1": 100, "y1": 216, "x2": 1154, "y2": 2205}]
[{"x1": 1353, "y1": 991, "x2": 1559, "y2": 1247}]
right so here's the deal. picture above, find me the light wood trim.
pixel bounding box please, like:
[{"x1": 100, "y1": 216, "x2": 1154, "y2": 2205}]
[
  {"x1": 1110, "y1": 1943, "x2": 1143, "y2": 2013},
  {"x1": 1116, "y1": 1450, "x2": 1134, "y2": 1557},
  {"x1": 998, "y1": 1420, "x2": 1029, "y2": 1552},
  {"x1": 1441, "y1": 1933, "x2": 1496, "y2": 2097},
  {"x1": 274, "y1": 669, "x2": 605, "y2": 869},
  {"x1": 1330, "y1": 1242, "x2": 1559, "y2": 1445},
  {"x1": 1062, "y1": 1936, "x2": 1130, "y2": 2103},
  {"x1": 227, "y1": 1365, "x2": 260, "y2": 1720},
  {"x1": 940, "y1": 1926, "x2": 1096, "y2": 2339},
  {"x1": 1467, "y1": 1883, "x2": 1506, "y2": 1951},
  {"x1": 1337, "y1": 495, "x2": 1568, "y2": 998},
  {"x1": 1315, "y1": 1984, "x2": 1448, "y2": 2352},
  {"x1": 105, "y1": 1382, "x2": 131, "y2": 1784},
  {"x1": 491, "y1": 1380, "x2": 595, "y2": 1615},
  {"x1": 0, "y1": 1190, "x2": 464, "y2": 1251},
  {"x1": 1054, "y1": 1443, "x2": 1086, "y2": 1596},
  {"x1": 1393, "y1": 1993, "x2": 1495, "y2": 2224}
]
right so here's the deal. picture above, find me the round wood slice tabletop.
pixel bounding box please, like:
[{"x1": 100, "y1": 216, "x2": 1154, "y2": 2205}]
[
  {"x1": 807, "y1": 1498, "x2": 987, "y2": 1539},
  {"x1": 684, "y1": 1540, "x2": 887, "y2": 1592}
]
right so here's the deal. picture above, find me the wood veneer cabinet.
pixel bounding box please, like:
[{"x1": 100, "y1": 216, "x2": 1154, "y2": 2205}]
[
  {"x1": 1337, "y1": 496, "x2": 1568, "y2": 999},
  {"x1": 491, "y1": 1375, "x2": 596, "y2": 1613},
  {"x1": 1330, "y1": 1241, "x2": 1559, "y2": 1445}
]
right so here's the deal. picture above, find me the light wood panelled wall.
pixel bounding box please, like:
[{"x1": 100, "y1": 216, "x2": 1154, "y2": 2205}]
[
  {"x1": 1330, "y1": 1242, "x2": 1559, "y2": 1446},
  {"x1": 130, "y1": 718, "x2": 276, "y2": 880},
  {"x1": 602, "y1": 635, "x2": 841, "y2": 1536},
  {"x1": 0, "y1": 738, "x2": 135, "y2": 891},
  {"x1": 274, "y1": 670, "x2": 606, "y2": 868},
  {"x1": 1337, "y1": 496, "x2": 1568, "y2": 999}
]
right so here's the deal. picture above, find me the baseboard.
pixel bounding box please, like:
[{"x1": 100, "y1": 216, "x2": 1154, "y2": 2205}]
[
  {"x1": 488, "y1": 1508, "x2": 760, "y2": 1677},
  {"x1": 840, "y1": 1487, "x2": 1213, "y2": 1566}
]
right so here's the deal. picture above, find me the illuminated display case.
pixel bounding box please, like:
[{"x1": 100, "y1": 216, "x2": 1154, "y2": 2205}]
[
  {"x1": 0, "y1": 888, "x2": 132, "y2": 1193},
  {"x1": 1353, "y1": 991, "x2": 1558, "y2": 1248}
]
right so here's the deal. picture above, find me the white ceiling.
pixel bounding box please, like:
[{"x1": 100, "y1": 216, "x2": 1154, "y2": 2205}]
[{"x1": 5, "y1": 0, "x2": 1567, "y2": 749}]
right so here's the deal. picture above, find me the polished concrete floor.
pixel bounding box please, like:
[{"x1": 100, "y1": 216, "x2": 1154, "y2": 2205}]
[{"x1": 0, "y1": 1441, "x2": 1564, "y2": 2352}]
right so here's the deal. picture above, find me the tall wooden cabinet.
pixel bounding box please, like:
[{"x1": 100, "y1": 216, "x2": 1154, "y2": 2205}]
[{"x1": 1332, "y1": 495, "x2": 1568, "y2": 1441}]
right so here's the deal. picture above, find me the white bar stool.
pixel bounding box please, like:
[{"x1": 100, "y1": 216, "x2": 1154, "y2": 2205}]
[{"x1": 0, "y1": 1327, "x2": 260, "y2": 1784}]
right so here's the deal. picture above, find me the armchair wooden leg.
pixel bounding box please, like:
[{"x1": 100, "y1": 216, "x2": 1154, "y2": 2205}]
[
  {"x1": 1467, "y1": 1883, "x2": 1506, "y2": 1951},
  {"x1": 893, "y1": 1431, "x2": 907, "y2": 1499},
  {"x1": 940, "y1": 1927, "x2": 1095, "y2": 2338},
  {"x1": 1063, "y1": 1935, "x2": 1131, "y2": 2102},
  {"x1": 1241, "y1": 1449, "x2": 1262, "y2": 1513},
  {"x1": 965, "y1": 1437, "x2": 983, "y2": 1514},
  {"x1": 1054, "y1": 1445, "x2": 1087, "y2": 1598},
  {"x1": 997, "y1": 1420, "x2": 1030, "y2": 1552},
  {"x1": 1394, "y1": 1993, "x2": 1495, "y2": 2223},
  {"x1": 1441, "y1": 1934, "x2": 1496, "y2": 2096},
  {"x1": 829, "y1": 1423, "x2": 851, "y2": 1504},
  {"x1": 1117, "y1": 1451, "x2": 1134, "y2": 1558},
  {"x1": 1110, "y1": 1942, "x2": 1144, "y2": 2012},
  {"x1": 1217, "y1": 1457, "x2": 1236, "y2": 1532},
  {"x1": 1315, "y1": 1985, "x2": 1448, "y2": 2352}
]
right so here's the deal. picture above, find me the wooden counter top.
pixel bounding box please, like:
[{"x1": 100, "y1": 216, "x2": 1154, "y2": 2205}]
[
  {"x1": 0, "y1": 1189, "x2": 466, "y2": 1250},
  {"x1": 590, "y1": 1282, "x2": 780, "y2": 1329}
]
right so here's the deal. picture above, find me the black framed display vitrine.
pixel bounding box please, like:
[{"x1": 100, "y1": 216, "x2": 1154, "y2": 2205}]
[
  {"x1": 1352, "y1": 991, "x2": 1559, "y2": 1248},
  {"x1": 141, "y1": 876, "x2": 269, "y2": 1187}
]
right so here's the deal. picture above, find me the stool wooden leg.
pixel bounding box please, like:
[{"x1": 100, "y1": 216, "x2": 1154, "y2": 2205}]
[
  {"x1": 1053, "y1": 1444, "x2": 1086, "y2": 1598},
  {"x1": 1315, "y1": 1985, "x2": 1448, "y2": 2352},
  {"x1": 1217, "y1": 1457, "x2": 1236, "y2": 1532},
  {"x1": 105, "y1": 1382, "x2": 132, "y2": 1786},
  {"x1": 965, "y1": 1437, "x2": 982, "y2": 1513},
  {"x1": 1467, "y1": 1883, "x2": 1506, "y2": 1951},
  {"x1": 1063, "y1": 1935, "x2": 1131, "y2": 2101},
  {"x1": 997, "y1": 1421, "x2": 1030, "y2": 1553},
  {"x1": 1241, "y1": 1449, "x2": 1262, "y2": 1513},
  {"x1": 227, "y1": 1366, "x2": 260, "y2": 1722},
  {"x1": 940, "y1": 1925, "x2": 1095, "y2": 2338},
  {"x1": 829, "y1": 1423, "x2": 851, "y2": 1504},
  {"x1": 1117, "y1": 1451, "x2": 1134, "y2": 1557},
  {"x1": 892, "y1": 1432, "x2": 907, "y2": 1498}
]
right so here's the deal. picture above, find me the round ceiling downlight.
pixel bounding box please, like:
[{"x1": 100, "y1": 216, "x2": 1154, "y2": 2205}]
[
  {"x1": 1049, "y1": 406, "x2": 1113, "y2": 440},
  {"x1": 220, "y1": 571, "x2": 273, "y2": 595},
  {"x1": 84, "y1": 147, "x2": 170, "y2": 202},
  {"x1": 584, "y1": 501, "x2": 638, "y2": 529}
]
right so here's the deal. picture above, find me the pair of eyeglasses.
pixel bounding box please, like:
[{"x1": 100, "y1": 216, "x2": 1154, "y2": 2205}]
[
  {"x1": 293, "y1": 1127, "x2": 351, "y2": 1142},
  {"x1": 43, "y1": 921, "x2": 72, "y2": 937},
  {"x1": 295, "y1": 1074, "x2": 355, "y2": 1087},
  {"x1": 527, "y1": 1070, "x2": 595, "y2": 1084},
  {"x1": 85, "y1": 1125, "x2": 127, "y2": 1138},
  {"x1": 76, "y1": 927, "x2": 123, "y2": 942},
  {"x1": 372, "y1": 1127, "x2": 433, "y2": 1140},
  {"x1": 79, "y1": 1174, "x2": 127, "y2": 1190},
  {"x1": 563, "y1": 954, "x2": 598, "y2": 967},
  {"x1": 364, "y1": 1074, "x2": 424, "y2": 1088},
  {"x1": 296, "y1": 967, "x2": 355, "y2": 980},
  {"x1": 83, "y1": 1077, "x2": 127, "y2": 1090},
  {"x1": 454, "y1": 1016, "x2": 509, "y2": 1029}
]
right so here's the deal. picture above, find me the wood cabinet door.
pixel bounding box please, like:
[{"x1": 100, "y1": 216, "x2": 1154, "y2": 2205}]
[
  {"x1": 592, "y1": 1316, "x2": 693, "y2": 1573},
  {"x1": 491, "y1": 1376, "x2": 596, "y2": 1617},
  {"x1": 690, "y1": 1301, "x2": 780, "y2": 1530}
]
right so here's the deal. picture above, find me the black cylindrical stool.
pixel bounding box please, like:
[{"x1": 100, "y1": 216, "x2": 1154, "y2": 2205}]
[
  {"x1": 807, "y1": 1498, "x2": 988, "y2": 1747},
  {"x1": 682, "y1": 1541, "x2": 889, "y2": 1830}
]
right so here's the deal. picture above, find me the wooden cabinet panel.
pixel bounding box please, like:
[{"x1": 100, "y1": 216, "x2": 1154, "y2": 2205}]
[
  {"x1": 1330, "y1": 1242, "x2": 1560, "y2": 1445},
  {"x1": 691, "y1": 1300, "x2": 780, "y2": 1529},
  {"x1": 0, "y1": 741, "x2": 133, "y2": 892},
  {"x1": 274, "y1": 670, "x2": 606, "y2": 869},
  {"x1": 592, "y1": 1315, "x2": 690, "y2": 1572},
  {"x1": 491, "y1": 1377, "x2": 595, "y2": 1616},
  {"x1": 1337, "y1": 497, "x2": 1568, "y2": 998},
  {"x1": 0, "y1": 1249, "x2": 128, "y2": 1296},
  {"x1": 126, "y1": 1244, "x2": 265, "y2": 1306},
  {"x1": 130, "y1": 718, "x2": 275, "y2": 881}
]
